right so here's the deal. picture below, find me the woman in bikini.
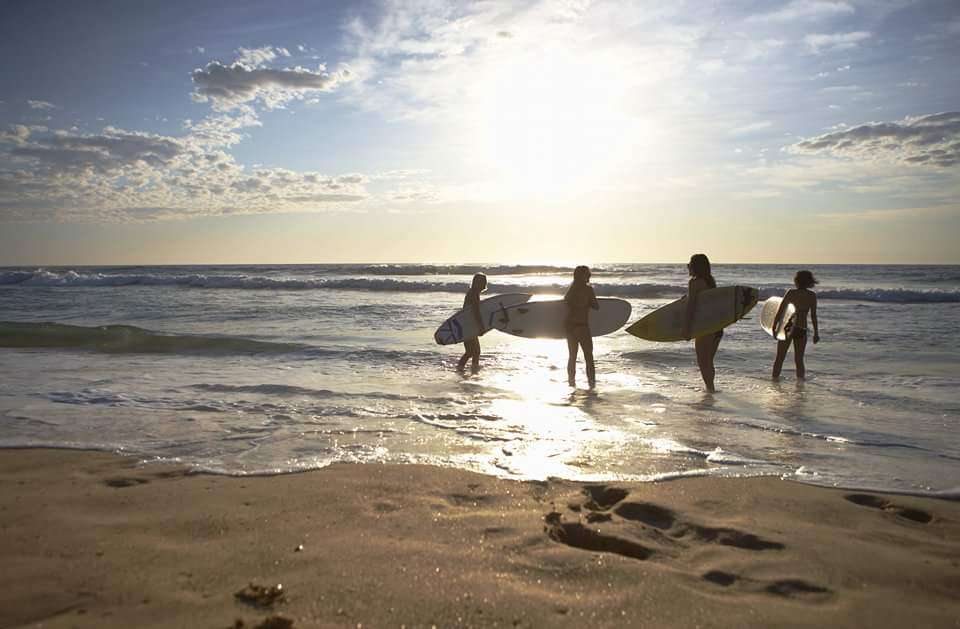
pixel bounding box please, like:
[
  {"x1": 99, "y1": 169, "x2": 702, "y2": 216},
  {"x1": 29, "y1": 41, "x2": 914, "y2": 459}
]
[
  {"x1": 456, "y1": 273, "x2": 487, "y2": 372},
  {"x1": 564, "y1": 265, "x2": 600, "y2": 388},
  {"x1": 772, "y1": 270, "x2": 820, "y2": 380},
  {"x1": 682, "y1": 254, "x2": 722, "y2": 393}
]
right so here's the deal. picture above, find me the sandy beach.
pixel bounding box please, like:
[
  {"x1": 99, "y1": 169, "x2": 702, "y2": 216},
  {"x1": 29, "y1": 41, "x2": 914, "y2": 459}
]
[{"x1": 0, "y1": 449, "x2": 957, "y2": 628}]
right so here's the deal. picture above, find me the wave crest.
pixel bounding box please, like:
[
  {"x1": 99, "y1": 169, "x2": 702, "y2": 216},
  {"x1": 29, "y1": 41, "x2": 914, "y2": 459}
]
[{"x1": 2, "y1": 269, "x2": 958, "y2": 302}]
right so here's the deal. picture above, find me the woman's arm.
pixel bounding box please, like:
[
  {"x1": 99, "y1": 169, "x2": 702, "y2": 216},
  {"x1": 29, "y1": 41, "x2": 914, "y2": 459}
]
[
  {"x1": 589, "y1": 285, "x2": 599, "y2": 310},
  {"x1": 683, "y1": 278, "x2": 699, "y2": 340},
  {"x1": 469, "y1": 292, "x2": 484, "y2": 333},
  {"x1": 772, "y1": 289, "x2": 792, "y2": 332},
  {"x1": 811, "y1": 293, "x2": 819, "y2": 343}
]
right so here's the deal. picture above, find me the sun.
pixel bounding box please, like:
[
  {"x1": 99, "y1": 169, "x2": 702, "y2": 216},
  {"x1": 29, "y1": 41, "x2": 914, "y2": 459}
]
[{"x1": 465, "y1": 42, "x2": 641, "y2": 200}]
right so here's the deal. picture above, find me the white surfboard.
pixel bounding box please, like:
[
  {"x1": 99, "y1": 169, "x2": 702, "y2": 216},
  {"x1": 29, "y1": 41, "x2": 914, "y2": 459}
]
[
  {"x1": 626, "y1": 286, "x2": 758, "y2": 342},
  {"x1": 492, "y1": 298, "x2": 632, "y2": 339},
  {"x1": 434, "y1": 293, "x2": 531, "y2": 345},
  {"x1": 760, "y1": 296, "x2": 797, "y2": 341}
]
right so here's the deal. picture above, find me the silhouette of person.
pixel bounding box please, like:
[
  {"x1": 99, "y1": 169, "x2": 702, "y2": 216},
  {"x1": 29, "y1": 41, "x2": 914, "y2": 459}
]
[
  {"x1": 457, "y1": 273, "x2": 487, "y2": 372},
  {"x1": 682, "y1": 254, "x2": 721, "y2": 393},
  {"x1": 772, "y1": 270, "x2": 820, "y2": 380},
  {"x1": 565, "y1": 265, "x2": 599, "y2": 388}
]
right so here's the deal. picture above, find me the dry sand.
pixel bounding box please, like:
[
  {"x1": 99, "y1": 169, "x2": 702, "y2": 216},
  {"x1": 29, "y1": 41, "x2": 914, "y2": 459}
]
[{"x1": 1, "y1": 448, "x2": 958, "y2": 628}]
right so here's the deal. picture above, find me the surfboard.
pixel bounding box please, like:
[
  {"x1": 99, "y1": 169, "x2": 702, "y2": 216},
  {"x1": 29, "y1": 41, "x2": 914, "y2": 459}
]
[
  {"x1": 491, "y1": 298, "x2": 632, "y2": 339},
  {"x1": 759, "y1": 296, "x2": 797, "y2": 341},
  {"x1": 626, "y1": 286, "x2": 759, "y2": 342},
  {"x1": 434, "y1": 293, "x2": 531, "y2": 345}
]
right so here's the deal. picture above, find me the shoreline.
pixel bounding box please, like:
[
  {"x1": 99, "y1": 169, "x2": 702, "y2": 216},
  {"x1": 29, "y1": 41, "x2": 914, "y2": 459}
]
[
  {"x1": 2, "y1": 449, "x2": 959, "y2": 628},
  {"x1": 2, "y1": 443, "x2": 956, "y2": 500}
]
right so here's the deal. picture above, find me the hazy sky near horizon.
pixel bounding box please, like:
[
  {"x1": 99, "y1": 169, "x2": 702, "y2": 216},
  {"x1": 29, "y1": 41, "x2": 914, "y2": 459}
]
[{"x1": 1, "y1": 0, "x2": 958, "y2": 265}]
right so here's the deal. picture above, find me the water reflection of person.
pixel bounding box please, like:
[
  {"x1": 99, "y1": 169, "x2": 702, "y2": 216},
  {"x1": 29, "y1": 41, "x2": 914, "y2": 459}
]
[
  {"x1": 772, "y1": 270, "x2": 821, "y2": 380},
  {"x1": 565, "y1": 266, "x2": 600, "y2": 388},
  {"x1": 682, "y1": 254, "x2": 721, "y2": 393},
  {"x1": 457, "y1": 273, "x2": 487, "y2": 373}
]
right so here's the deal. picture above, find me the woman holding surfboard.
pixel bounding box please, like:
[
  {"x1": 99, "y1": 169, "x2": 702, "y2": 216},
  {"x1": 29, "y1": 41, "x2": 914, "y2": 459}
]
[
  {"x1": 457, "y1": 273, "x2": 488, "y2": 372},
  {"x1": 682, "y1": 254, "x2": 722, "y2": 393},
  {"x1": 565, "y1": 266, "x2": 600, "y2": 388},
  {"x1": 772, "y1": 270, "x2": 820, "y2": 380}
]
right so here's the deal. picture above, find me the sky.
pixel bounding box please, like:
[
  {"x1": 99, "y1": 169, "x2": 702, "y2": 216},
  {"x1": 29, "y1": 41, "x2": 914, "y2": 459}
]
[{"x1": 0, "y1": 0, "x2": 958, "y2": 265}]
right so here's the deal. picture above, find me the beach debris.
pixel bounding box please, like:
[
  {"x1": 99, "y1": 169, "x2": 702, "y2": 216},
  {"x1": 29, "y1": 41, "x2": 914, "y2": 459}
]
[
  {"x1": 294, "y1": 543, "x2": 304, "y2": 552},
  {"x1": 234, "y1": 583, "x2": 286, "y2": 608}
]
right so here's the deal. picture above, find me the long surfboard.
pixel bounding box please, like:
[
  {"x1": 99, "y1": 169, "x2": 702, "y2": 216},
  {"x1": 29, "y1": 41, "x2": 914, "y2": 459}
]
[
  {"x1": 434, "y1": 293, "x2": 531, "y2": 345},
  {"x1": 492, "y1": 298, "x2": 632, "y2": 339},
  {"x1": 626, "y1": 286, "x2": 758, "y2": 342},
  {"x1": 759, "y1": 296, "x2": 797, "y2": 341}
]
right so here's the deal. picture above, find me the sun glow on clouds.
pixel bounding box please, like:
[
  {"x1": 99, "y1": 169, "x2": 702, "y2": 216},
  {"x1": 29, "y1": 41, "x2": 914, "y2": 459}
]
[
  {"x1": 467, "y1": 42, "x2": 643, "y2": 200},
  {"x1": 343, "y1": 1, "x2": 690, "y2": 204}
]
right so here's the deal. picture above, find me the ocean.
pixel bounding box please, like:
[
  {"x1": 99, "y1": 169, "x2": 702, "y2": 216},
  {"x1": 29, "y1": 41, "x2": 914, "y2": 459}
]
[{"x1": 1, "y1": 263, "x2": 958, "y2": 496}]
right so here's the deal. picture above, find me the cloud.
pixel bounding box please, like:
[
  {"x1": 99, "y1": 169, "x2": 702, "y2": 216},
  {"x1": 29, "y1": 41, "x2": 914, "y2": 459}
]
[
  {"x1": 27, "y1": 100, "x2": 57, "y2": 110},
  {"x1": 10, "y1": 127, "x2": 186, "y2": 175},
  {"x1": 749, "y1": 1, "x2": 855, "y2": 22},
  {"x1": 789, "y1": 112, "x2": 960, "y2": 167},
  {"x1": 191, "y1": 61, "x2": 351, "y2": 110},
  {"x1": 0, "y1": 124, "x2": 371, "y2": 222},
  {"x1": 729, "y1": 121, "x2": 774, "y2": 136},
  {"x1": 234, "y1": 46, "x2": 290, "y2": 67},
  {"x1": 0, "y1": 125, "x2": 31, "y2": 145},
  {"x1": 804, "y1": 31, "x2": 871, "y2": 54},
  {"x1": 817, "y1": 204, "x2": 960, "y2": 222}
]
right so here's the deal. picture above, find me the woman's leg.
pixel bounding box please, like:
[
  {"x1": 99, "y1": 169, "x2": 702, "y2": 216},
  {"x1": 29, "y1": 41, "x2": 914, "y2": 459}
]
[
  {"x1": 566, "y1": 333, "x2": 579, "y2": 385},
  {"x1": 695, "y1": 336, "x2": 716, "y2": 392},
  {"x1": 772, "y1": 339, "x2": 791, "y2": 379},
  {"x1": 793, "y1": 333, "x2": 808, "y2": 379},
  {"x1": 458, "y1": 338, "x2": 480, "y2": 372},
  {"x1": 581, "y1": 331, "x2": 595, "y2": 387}
]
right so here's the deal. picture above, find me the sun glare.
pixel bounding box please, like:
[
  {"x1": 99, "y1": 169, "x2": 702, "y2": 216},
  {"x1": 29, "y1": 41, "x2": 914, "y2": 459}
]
[{"x1": 467, "y1": 44, "x2": 639, "y2": 200}]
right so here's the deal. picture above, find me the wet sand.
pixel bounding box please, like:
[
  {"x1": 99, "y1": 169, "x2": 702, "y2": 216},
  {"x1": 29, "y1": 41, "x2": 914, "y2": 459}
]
[{"x1": 1, "y1": 449, "x2": 958, "y2": 628}]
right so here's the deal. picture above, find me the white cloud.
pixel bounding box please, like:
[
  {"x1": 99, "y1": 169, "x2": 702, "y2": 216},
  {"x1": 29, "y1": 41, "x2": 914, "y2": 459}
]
[
  {"x1": 804, "y1": 31, "x2": 871, "y2": 54},
  {"x1": 748, "y1": 1, "x2": 855, "y2": 23},
  {"x1": 742, "y1": 38, "x2": 786, "y2": 61},
  {"x1": 191, "y1": 61, "x2": 351, "y2": 110},
  {"x1": 729, "y1": 121, "x2": 774, "y2": 136},
  {"x1": 789, "y1": 112, "x2": 960, "y2": 167},
  {"x1": 234, "y1": 46, "x2": 291, "y2": 67},
  {"x1": 10, "y1": 127, "x2": 186, "y2": 175},
  {"x1": 0, "y1": 125, "x2": 31, "y2": 145},
  {"x1": 0, "y1": 121, "x2": 372, "y2": 221},
  {"x1": 817, "y1": 204, "x2": 960, "y2": 222},
  {"x1": 27, "y1": 100, "x2": 57, "y2": 110}
]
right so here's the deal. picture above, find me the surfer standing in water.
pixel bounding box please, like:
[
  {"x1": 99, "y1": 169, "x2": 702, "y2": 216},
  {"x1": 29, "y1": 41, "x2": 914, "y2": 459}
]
[
  {"x1": 565, "y1": 265, "x2": 600, "y2": 388},
  {"x1": 682, "y1": 254, "x2": 722, "y2": 393},
  {"x1": 457, "y1": 273, "x2": 488, "y2": 373},
  {"x1": 772, "y1": 270, "x2": 820, "y2": 380}
]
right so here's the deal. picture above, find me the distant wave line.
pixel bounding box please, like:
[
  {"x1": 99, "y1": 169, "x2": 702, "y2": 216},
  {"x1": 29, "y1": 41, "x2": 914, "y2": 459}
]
[{"x1": 1, "y1": 270, "x2": 959, "y2": 302}]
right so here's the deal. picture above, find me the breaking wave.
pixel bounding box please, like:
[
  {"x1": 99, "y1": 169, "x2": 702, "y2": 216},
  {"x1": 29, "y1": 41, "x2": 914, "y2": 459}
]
[{"x1": 2, "y1": 269, "x2": 959, "y2": 302}]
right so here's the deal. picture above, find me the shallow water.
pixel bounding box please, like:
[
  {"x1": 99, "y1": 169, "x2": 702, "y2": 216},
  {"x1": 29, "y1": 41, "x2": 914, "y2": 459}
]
[{"x1": 1, "y1": 264, "x2": 958, "y2": 495}]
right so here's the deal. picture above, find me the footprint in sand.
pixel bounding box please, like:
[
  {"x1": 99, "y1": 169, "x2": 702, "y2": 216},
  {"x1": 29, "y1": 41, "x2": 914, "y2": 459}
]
[
  {"x1": 544, "y1": 484, "x2": 830, "y2": 602},
  {"x1": 702, "y1": 570, "x2": 831, "y2": 602},
  {"x1": 844, "y1": 493, "x2": 933, "y2": 524},
  {"x1": 545, "y1": 484, "x2": 785, "y2": 558}
]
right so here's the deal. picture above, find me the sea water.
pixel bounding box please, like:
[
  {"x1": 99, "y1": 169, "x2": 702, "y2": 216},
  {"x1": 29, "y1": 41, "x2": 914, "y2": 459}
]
[{"x1": 1, "y1": 264, "x2": 958, "y2": 496}]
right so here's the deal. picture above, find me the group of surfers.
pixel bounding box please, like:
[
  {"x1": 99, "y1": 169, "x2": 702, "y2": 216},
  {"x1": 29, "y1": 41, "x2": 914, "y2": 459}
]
[{"x1": 455, "y1": 254, "x2": 821, "y2": 392}]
